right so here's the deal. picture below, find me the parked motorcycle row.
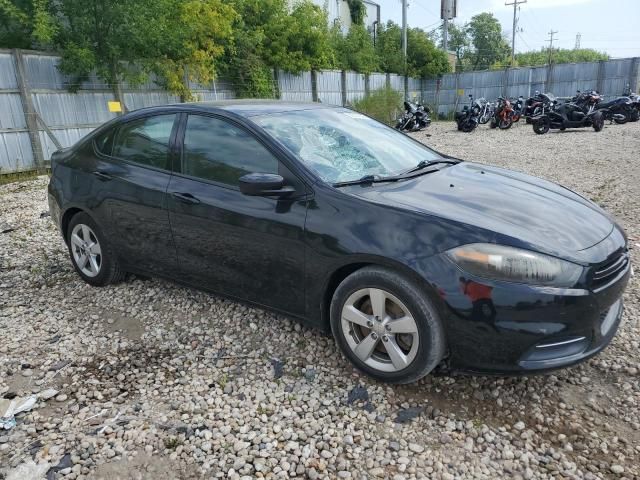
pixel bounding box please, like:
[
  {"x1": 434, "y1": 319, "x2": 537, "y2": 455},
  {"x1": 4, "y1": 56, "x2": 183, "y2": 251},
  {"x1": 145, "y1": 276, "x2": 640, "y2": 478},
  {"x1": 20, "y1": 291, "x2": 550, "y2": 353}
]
[{"x1": 451, "y1": 89, "x2": 640, "y2": 135}]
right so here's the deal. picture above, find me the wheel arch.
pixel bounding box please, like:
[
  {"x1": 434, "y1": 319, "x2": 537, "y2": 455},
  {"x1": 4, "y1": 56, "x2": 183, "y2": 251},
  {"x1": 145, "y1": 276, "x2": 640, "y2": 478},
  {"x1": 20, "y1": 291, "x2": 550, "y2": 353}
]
[
  {"x1": 61, "y1": 207, "x2": 92, "y2": 244},
  {"x1": 319, "y1": 256, "x2": 443, "y2": 333}
]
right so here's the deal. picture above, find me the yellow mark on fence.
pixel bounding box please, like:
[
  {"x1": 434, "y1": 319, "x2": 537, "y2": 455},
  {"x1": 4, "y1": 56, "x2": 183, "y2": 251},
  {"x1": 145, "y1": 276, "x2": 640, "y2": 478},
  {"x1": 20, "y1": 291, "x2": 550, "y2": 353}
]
[
  {"x1": 457, "y1": 89, "x2": 465, "y2": 96},
  {"x1": 108, "y1": 101, "x2": 122, "y2": 113}
]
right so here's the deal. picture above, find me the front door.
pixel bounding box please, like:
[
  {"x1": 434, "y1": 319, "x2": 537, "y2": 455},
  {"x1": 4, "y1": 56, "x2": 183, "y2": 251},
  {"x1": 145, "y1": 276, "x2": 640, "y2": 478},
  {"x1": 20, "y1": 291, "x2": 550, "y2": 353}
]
[{"x1": 167, "y1": 114, "x2": 308, "y2": 316}]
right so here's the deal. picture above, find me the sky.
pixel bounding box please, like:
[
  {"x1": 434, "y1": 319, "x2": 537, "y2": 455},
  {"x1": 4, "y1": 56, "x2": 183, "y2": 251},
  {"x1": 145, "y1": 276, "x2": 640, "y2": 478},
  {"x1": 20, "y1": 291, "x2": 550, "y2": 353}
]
[{"x1": 374, "y1": 0, "x2": 640, "y2": 58}]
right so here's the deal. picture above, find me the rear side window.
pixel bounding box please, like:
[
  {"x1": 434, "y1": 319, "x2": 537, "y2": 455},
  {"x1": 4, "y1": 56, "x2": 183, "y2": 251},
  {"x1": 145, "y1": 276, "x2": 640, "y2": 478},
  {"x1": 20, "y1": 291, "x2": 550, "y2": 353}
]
[
  {"x1": 94, "y1": 128, "x2": 115, "y2": 156},
  {"x1": 182, "y1": 115, "x2": 278, "y2": 186},
  {"x1": 113, "y1": 114, "x2": 176, "y2": 169}
]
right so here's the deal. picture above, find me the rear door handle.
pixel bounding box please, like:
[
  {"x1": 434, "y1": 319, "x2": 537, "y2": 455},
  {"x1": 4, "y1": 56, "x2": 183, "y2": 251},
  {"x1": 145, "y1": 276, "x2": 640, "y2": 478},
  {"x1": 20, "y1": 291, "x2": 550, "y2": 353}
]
[
  {"x1": 172, "y1": 192, "x2": 200, "y2": 205},
  {"x1": 93, "y1": 171, "x2": 113, "y2": 181}
]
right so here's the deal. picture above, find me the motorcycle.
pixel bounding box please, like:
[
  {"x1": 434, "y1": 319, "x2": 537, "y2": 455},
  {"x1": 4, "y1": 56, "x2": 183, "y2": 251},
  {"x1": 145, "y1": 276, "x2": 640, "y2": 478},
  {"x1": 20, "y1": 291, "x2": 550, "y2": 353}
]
[
  {"x1": 531, "y1": 95, "x2": 605, "y2": 134},
  {"x1": 489, "y1": 97, "x2": 514, "y2": 129},
  {"x1": 510, "y1": 96, "x2": 524, "y2": 122},
  {"x1": 455, "y1": 95, "x2": 482, "y2": 133},
  {"x1": 572, "y1": 90, "x2": 630, "y2": 124},
  {"x1": 476, "y1": 98, "x2": 494, "y2": 125},
  {"x1": 395, "y1": 101, "x2": 431, "y2": 131},
  {"x1": 524, "y1": 91, "x2": 555, "y2": 123},
  {"x1": 629, "y1": 93, "x2": 640, "y2": 122}
]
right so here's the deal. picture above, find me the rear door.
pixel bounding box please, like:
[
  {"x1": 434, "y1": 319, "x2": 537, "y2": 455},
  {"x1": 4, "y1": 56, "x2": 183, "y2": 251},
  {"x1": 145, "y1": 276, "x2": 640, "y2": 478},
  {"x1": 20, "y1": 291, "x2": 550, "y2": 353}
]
[
  {"x1": 91, "y1": 113, "x2": 179, "y2": 275},
  {"x1": 167, "y1": 113, "x2": 308, "y2": 315}
]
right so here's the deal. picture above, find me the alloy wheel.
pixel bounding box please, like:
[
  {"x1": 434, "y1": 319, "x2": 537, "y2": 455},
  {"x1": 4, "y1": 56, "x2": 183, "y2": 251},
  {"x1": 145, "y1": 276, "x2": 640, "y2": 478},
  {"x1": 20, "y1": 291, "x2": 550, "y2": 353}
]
[
  {"x1": 340, "y1": 288, "x2": 419, "y2": 373},
  {"x1": 70, "y1": 223, "x2": 102, "y2": 277}
]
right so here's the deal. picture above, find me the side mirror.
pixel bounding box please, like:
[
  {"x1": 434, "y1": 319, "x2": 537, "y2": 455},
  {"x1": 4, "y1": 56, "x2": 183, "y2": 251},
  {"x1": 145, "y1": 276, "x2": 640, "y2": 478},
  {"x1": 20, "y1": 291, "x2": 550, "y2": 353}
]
[{"x1": 239, "y1": 173, "x2": 295, "y2": 197}]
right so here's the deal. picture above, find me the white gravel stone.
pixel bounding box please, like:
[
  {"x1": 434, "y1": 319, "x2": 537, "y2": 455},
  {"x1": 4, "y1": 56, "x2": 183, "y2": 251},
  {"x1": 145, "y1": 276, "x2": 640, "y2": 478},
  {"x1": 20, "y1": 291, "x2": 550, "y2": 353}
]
[{"x1": 1, "y1": 121, "x2": 639, "y2": 479}]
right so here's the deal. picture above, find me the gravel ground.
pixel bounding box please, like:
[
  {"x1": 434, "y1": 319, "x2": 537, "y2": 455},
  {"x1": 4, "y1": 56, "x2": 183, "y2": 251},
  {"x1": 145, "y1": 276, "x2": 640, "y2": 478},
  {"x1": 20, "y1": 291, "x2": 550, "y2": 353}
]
[{"x1": 1, "y1": 120, "x2": 639, "y2": 480}]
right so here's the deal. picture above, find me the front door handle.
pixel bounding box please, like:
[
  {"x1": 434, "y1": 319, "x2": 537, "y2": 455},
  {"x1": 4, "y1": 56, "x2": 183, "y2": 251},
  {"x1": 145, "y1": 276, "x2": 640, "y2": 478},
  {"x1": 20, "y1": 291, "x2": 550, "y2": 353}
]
[
  {"x1": 93, "y1": 171, "x2": 113, "y2": 181},
  {"x1": 172, "y1": 192, "x2": 201, "y2": 205}
]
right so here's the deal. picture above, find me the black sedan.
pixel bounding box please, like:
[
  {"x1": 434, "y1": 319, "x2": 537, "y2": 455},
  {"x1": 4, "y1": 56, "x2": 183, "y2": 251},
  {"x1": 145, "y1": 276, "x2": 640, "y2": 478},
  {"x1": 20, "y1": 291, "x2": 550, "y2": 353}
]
[{"x1": 47, "y1": 101, "x2": 630, "y2": 383}]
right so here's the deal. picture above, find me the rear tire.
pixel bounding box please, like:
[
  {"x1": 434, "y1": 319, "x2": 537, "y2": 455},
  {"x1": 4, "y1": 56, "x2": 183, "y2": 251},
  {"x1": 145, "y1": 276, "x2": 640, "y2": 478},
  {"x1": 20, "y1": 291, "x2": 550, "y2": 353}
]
[
  {"x1": 498, "y1": 118, "x2": 513, "y2": 129},
  {"x1": 330, "y1": 266, "x2": 446, "y2": 384},
  {"x1": 67, "y1": 212, "x2": 125, "y2": 287}
]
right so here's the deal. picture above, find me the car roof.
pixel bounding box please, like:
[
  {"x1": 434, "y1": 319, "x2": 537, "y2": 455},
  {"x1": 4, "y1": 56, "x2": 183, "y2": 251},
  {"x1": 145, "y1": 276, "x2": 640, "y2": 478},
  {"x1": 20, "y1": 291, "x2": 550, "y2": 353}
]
[{"x1": 174, "y1": 100, "x2": 340, "y2": 117}]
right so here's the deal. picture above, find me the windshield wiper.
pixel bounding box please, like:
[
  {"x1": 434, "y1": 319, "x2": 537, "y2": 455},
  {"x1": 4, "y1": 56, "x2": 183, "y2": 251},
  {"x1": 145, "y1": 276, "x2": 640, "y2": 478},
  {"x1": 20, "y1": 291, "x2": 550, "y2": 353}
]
[
  {"x1": 401, "y1": 158, "x2": 459, "y2": 175},
  {"x1": 333, "y1": 174, "x2": 400, "y2": 187}
]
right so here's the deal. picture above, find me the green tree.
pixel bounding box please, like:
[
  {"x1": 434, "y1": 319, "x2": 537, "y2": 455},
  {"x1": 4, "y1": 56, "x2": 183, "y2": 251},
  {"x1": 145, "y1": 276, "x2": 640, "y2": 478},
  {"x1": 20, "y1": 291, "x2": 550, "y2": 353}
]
[
  {"x1": 442, "y1": 22, "x2": 469, "y2": 72},
  {"x1": 465, "y1": 13, "x2": 510, "y2": 70},
  {"x1": 46, "y1": 0, "x2": 235, "y2": 102},
  {"x1": 0, "y1": 0, "x2": 56, "y2": 48},
  {"x1": 345, "y1": 0, "x2": 365, "y2": 25},
  {"x1": 515, "y1": 48, "x2": 609, "y2": 67},
  {"x1": 222, "y1": 0, "x2": 333, "y2": 97},
  {"x1": 332, "y1": 23, "x2": 378, "y2": 73},
  {"x1": 376, "y1": 21, "x2": 449, "y2": 77}
]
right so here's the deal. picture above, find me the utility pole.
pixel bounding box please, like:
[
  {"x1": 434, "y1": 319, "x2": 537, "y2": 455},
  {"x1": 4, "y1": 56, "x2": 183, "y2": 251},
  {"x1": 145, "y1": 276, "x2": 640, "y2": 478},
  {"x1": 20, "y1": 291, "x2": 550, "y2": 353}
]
[
  {"x1": 401, "y1": 0, "x2": 408, "y2": 69},
  {"x1": 505, "y1": 0, "x2": 526, "y2": 67},
  {"x1": 443, "y1": 18, "x2": 449, "y2": 52},
  {"x1": 574, "y1": 32, "x2": 581, "y2": 50},
  {"x1": 547, "y1": 30, "x2": 558, "y2": 65}
]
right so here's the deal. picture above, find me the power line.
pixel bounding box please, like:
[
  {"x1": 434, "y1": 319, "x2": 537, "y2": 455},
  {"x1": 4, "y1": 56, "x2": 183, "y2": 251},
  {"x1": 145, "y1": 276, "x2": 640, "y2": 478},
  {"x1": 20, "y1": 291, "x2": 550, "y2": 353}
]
[{"x1": 505, "y1": 0, "x2": 527, "y2": 66}]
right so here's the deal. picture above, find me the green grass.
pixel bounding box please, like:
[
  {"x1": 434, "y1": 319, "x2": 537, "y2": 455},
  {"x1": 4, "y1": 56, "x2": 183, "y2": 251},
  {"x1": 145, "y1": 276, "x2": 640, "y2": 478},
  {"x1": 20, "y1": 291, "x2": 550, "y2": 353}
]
[
  {"x1": 0, "y1": 168, "x2": 50, "y2": 186},
  {"x1": 352, "y1": 86, "x2": 404, "y2": 126}
]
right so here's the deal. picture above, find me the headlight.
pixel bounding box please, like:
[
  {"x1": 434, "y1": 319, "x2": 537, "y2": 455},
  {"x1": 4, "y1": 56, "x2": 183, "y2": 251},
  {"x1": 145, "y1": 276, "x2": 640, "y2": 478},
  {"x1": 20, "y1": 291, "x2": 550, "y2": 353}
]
[{"x1": 446, "y1": 243, "x2": 582, "y2": 287}]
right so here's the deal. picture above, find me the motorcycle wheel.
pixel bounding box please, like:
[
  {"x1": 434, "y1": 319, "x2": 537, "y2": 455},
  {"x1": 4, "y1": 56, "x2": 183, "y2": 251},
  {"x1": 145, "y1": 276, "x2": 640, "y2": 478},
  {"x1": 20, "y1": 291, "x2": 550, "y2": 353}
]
[
  {"x1": 533, "y1": 118, "x2": 550, "y2": 135},
  {"x1": 498, "y1": 118, "x2": 513, "y2": 130},
  {"x1": 525, "y1": 117, "x2": 532, "y2": 124},
  {"x1": 613, "y1": 108, "x2": 629, "y2": 124},
  {"x1": 630, "y1": 109, "x2": 640, "y2": 122},
  {"x1": 461, "y1": 120, "x2": 476, "y2": 133},
  {"x1": 489, "y1": 119, "x2": 497, "y2": 129},
  {"x1": 512, "y1": 114, "x2": 521, "y2": 123},
  {"x1": 592, "y1": 111, "x2": 605, "y2": 132}
]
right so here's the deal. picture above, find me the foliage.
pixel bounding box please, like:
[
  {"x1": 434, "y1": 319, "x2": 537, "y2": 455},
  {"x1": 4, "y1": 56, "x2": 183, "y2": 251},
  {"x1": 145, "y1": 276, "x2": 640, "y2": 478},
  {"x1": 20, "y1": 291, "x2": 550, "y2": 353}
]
[
  {"x1": 346, "y1": 0, "x2": 365, "y2": 26},
  {"x1": 442, "y1": 22, "x2": 469, "y2": 72},
  {"x1": 47, "y1": 0, "x2": 235, "y2": 100},
  {"x1": 515, "y1": 48, "x2": 609, "y2": 67},
  {"x1": 0, "y1": 0, "x2": 56, "y2": 48},
  {"x1": 221, "y1": 0, "x2": 333, "y2": 97},
  {"x1": 465, "y1": 13, "x2": 510, "y2": 71},
  {"x1": 352, "y1": 85, "x2": 403, "y2": 125},
  {"x1": 332, "y1": 23, "x2": 378, "y2": 74},
  {"x1": 376, "y1": 21, "x2": 449, "y2": 77}
]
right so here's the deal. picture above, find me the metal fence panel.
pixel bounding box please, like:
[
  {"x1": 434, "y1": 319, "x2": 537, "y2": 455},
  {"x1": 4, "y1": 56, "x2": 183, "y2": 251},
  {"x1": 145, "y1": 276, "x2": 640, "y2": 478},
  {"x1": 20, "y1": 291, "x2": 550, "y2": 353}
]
[
  {"x1": 316, "y1": 70, "x2": 342, "y2": 105},
  {"x1": 369, "y1": 73, "x2": 387, "y2": 91},
  {"x1": 0, "y1": 94, "x2": 26, "y2": 129},
  {"x1": 124, "y1": 92, "x2": 180, "y2": 110},
  {"x1": 278, "y1": 71, "x2": 313, "y2": 102},
  {"x1": 33, "y1": 92, "x2": 117, "y2": 127},
  {"x1": 0, "y1": 53, "x2": 17, "y2": 89},
  {"x1": 0, "y1": 131, "x2": 34, "y2": 172},
  {"x1": 39, "y1": 128, "x2": 95, "y2": 160},
  {"x1": 345, "y1": 71, "x2": 365, "y2": 104}
]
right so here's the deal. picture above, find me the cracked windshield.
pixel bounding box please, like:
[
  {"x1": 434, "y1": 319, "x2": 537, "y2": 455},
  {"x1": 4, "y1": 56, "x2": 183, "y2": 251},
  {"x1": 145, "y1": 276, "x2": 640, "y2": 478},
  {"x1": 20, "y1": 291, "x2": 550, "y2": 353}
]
[{"x1": 254, "y1": 108, "x2": 441, "y2": 183}]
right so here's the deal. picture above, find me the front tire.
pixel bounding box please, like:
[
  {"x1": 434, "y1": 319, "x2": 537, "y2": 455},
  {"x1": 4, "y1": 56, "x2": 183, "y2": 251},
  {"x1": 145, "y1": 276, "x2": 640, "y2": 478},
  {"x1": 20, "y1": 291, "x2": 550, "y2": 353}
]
[
  {"x1": 533, "y1": 118, "x2": 550, "y2": 135},
  {"x1": 592, "y1": 111, "x2": 605, "y2": 131},
  {"x1": 330, "y1": 266, "x2": 445, "y2": 384},
  {"x1": 67, "y1": 212, "x2": 124, "y2": 286}
]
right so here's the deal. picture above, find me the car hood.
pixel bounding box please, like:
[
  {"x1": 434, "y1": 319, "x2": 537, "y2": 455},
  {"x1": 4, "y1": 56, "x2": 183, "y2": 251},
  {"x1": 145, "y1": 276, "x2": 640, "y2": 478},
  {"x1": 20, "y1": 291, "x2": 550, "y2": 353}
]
[{"x1": 349, "y1": 162, "x2": 613, "y2": 254}]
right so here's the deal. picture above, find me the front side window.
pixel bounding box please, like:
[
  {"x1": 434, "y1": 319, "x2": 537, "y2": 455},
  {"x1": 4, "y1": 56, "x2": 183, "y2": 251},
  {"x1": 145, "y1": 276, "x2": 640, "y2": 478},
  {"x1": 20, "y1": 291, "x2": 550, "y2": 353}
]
[
  {"x1": 253, "y1": 108, "x2": 441, "y2": 184},
  {"x1": 182, "y1": 115, "x2": 278, "y2": 186},
  {"x1": 112, "y1": 114, "x2": 176, "y2": 169}
]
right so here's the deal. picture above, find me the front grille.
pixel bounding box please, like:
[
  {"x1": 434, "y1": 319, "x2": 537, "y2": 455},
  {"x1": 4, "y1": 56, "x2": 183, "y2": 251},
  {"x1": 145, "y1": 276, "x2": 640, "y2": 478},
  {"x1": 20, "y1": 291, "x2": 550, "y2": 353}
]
[{"x1": 591, "y1": 251, "x2": 629, "y2": 289}]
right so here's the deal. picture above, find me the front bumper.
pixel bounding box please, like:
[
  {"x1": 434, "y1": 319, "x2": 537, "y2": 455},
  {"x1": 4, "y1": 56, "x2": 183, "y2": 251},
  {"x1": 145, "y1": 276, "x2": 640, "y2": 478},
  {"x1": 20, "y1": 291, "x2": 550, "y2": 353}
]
[{"x1": 412, "y1": 246, "x2": 631, "y2": 375}]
